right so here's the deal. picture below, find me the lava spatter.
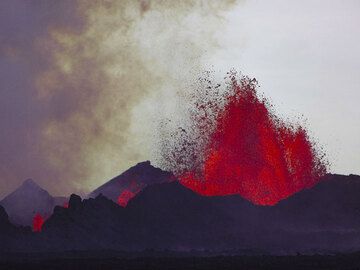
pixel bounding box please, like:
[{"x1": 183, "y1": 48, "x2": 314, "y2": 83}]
[{"x1": 161, "y1": 71, "x2": 328, "y2": 205}]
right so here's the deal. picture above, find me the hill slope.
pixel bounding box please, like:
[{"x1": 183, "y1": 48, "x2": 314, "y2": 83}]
[{"x1": 89, "y1": 161, "x2": 174, "y2": 206}]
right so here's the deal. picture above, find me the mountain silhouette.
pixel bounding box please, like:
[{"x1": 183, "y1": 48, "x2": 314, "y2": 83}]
[
  {"x1": 0, "y1": 179, "x2": 67, "y2": 226},
  {"x1": 31, "y1": 174, "x2": 360, "y2": 253},
  {"x1": 1, "y1": 173, "x2": 360, "y2": 254},
  {"x1": 40, "y1": 182, "x2": 249, "y2": 251},
  {"x1": 89, "y1": 161, "x2": 175, "y2": 206}
]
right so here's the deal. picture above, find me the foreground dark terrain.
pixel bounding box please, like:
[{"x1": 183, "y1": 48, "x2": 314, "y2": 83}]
[
  {"x1": 1, "y1": 163, "x2": 360, "y2": 269},
  {"x1": 2, "y1": 171, "x2": 360, "y2": 254},
  {"x1": 1, "y1": 252, "x2": 360, "y2": 270}
]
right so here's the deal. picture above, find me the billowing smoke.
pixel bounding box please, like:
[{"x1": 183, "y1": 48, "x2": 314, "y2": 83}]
[{"x1": 0, "y1": 1, "x2": 242, "y2": 197}]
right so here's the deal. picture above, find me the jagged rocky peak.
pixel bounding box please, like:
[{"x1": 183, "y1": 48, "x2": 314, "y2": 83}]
[{"x1": 68, "y1": 194, "x2": 82, "y2": 209}]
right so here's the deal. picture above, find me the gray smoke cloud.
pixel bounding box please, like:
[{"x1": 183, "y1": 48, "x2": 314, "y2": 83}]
[{"x1": 0, "y1": 0, "x2": 242, "y2": 198}]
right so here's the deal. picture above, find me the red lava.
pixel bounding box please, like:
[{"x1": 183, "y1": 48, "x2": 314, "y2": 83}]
[
  {"x1": 163, "y1": 72, "x2": 328, "y2": 205},
  {"x1": 32, "y1": 213, "x2": 45, "y2": 232}
]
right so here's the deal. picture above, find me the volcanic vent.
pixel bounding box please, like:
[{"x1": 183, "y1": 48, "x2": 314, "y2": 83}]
[{"x1": 159, "y1": 71, "x2": 328, "y2": 205}]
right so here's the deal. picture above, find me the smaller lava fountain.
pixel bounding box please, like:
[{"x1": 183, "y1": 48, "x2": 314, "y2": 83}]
[
  {"x1": 160, "y1": 71, "x2": 328, "y2": 205},
  {"x1": 32, "y1": 213, "x2": 45, "y2": 232}
]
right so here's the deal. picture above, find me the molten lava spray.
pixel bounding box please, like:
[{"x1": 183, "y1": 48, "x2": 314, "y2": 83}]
[
  {"x1": 160, "y1": 71, "x2": 328, "y2": 205},
  {"x1": 32, "y1": 213, "x2": 45, "y2": 232}
]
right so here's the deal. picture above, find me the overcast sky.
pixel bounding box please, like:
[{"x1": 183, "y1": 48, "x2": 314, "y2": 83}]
[
  {"x1": 0, "y1": 0, "x2": 359, "y2": 198},
  {"x1": 209, "y1": 0, "x2": 360, "y2": 175}
]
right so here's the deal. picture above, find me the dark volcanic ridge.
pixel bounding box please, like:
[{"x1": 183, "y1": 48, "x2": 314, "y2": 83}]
[{"x1": 0, "y1": 167, "x2": 360, "y2": 254}]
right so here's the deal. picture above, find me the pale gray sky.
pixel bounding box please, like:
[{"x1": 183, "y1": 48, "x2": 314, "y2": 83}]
[{"x1": 206, "y1": 0, "x2": 360, "y2": 175}]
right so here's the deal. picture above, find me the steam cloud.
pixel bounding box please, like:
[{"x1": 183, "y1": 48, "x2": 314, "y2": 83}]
[{"x1": 0, "y1": 0, "x2": 242, "y2": 197}]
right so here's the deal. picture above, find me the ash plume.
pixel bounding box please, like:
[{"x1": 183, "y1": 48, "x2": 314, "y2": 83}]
[{"x1": 0, "y1": 0, "x2": 242, "y2": 197}]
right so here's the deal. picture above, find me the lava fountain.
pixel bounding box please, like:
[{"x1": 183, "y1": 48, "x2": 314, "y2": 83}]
[{"x1": 160, "y1": 71, "x2": 328, "y2": 205}]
